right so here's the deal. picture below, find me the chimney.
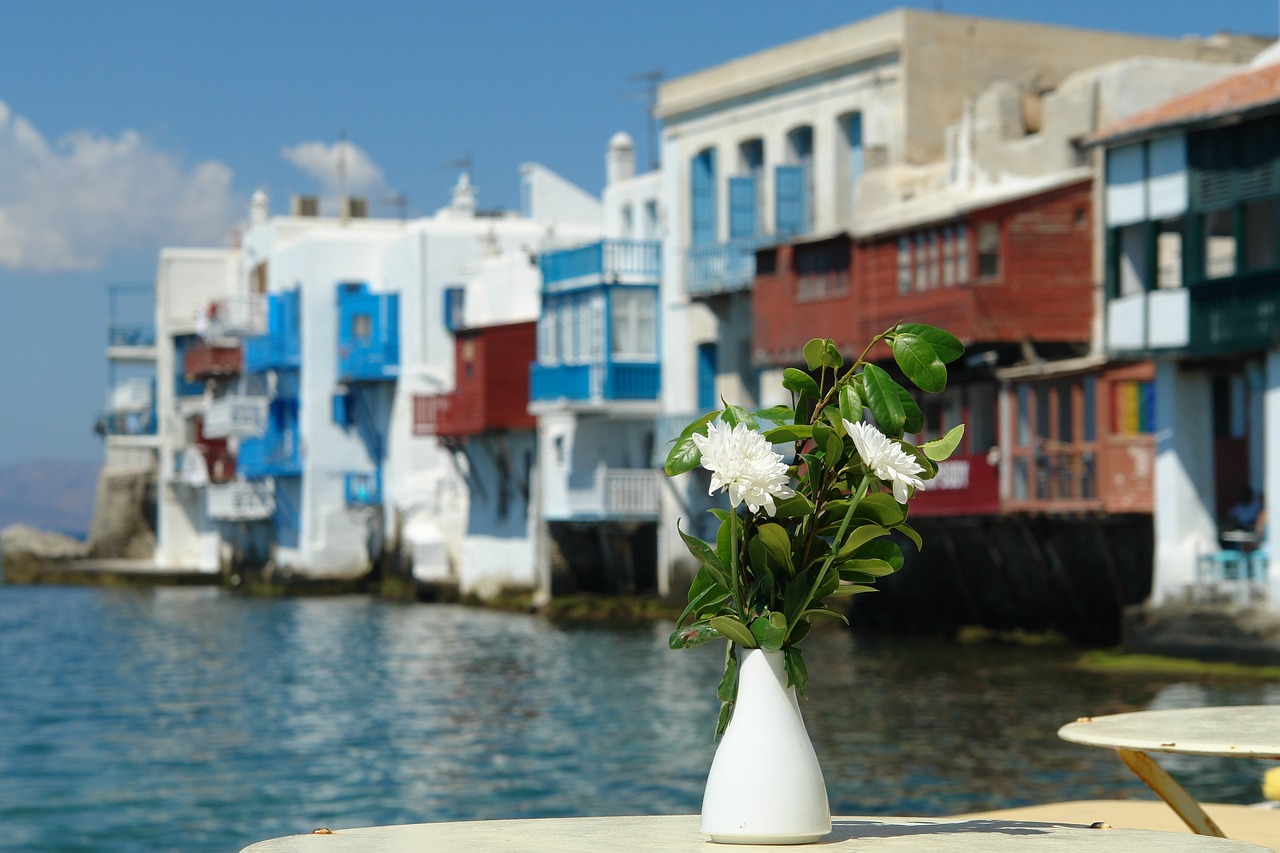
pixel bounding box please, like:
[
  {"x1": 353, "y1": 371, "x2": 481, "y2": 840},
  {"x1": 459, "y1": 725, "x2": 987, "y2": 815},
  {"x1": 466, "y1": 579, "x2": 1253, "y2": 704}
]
[
  {"x1": 291, "y1": 195, "x2": 319, "y2": 217},
  {"x1": 607, "y1": 131, "x2": 636, "y2": 186}
]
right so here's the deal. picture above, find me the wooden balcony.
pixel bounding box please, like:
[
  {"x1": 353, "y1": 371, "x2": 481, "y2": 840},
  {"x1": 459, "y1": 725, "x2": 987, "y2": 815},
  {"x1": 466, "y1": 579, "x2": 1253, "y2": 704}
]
[{"x1": 184, "y1": 342, "x2": 242, "y2": 382}]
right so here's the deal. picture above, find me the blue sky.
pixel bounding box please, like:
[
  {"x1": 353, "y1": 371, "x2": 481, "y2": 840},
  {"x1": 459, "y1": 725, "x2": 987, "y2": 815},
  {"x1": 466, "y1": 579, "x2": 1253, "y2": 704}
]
[{"x1": 0, "y1": 1, "x2": 1275, "y2": 469}]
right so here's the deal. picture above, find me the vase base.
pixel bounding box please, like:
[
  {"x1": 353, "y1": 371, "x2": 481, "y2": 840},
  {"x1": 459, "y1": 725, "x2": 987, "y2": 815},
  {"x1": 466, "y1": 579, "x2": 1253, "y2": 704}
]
[{"x1": 707, "y1": 832, "x2": 828, "y2": 845}]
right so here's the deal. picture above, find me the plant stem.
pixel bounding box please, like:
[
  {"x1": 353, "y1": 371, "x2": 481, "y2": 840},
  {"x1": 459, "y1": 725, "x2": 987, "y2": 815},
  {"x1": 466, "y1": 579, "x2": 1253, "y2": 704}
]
[
  {"x1": 798, "y1": 472, "x2": 873, "y2": 624},
  {"x1": 728, "y1": 504, "x2": 742, "y2": 621}
]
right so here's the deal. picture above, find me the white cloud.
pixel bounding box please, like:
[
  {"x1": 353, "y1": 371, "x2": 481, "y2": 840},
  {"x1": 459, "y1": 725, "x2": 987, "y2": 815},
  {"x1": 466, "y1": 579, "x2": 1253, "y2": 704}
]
[
  {"x1": 0, "y1": 100, "x2": 244, "y2": 273},
  {"x1": 280, "y1": 139, "x2": 390, "y2": 210}
]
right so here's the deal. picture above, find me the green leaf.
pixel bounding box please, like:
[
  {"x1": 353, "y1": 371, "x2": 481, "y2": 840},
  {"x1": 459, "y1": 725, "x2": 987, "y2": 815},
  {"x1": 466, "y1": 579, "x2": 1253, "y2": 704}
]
[
  {"x1": 677, "y1": 522, "x2": 728, "y2": 581},
  {"x1": 784, "y1": 647, "x2": 808, "y2": 697},
  {"x1": 750, "y1": 612, "x2": 787, "y2": 652},
  {"x1": 894, "y1": 323, "x2": 964, "y2": 363},
  {"x1": 755, "y1": 523, "x2": 793, "y2": 573},
  {"x1": 676, "y1": 566, "x2": 730, "y2": 627},
  {"x1": 838, "y1": 384, "x2": 862, "y2": 426},
  {"x1": 782, "y1": 367, "x2": 821, "y2": 399},
  {"x1": 678, "y1": 410, "x2": 720, "y2": 438},
  {"x1": 922, "y1": 424, "x2": 966, "y2": 461},
  {"x1": 803, "y1": 607, "x2": 849, "y2": 625},
  {"x1": 669, "y1": 623, "x2": 721, "y2": 649},
  {"x1": 890, "y1": 332, "x2": 947, "y2": 393},
  {"x1": 716, "y1": 653, "x2": 739, "y2": 703},
  {"x1": 860, "y1": 364, "x2": 906, "y2": 436},
  {"x1": 853, "y1": 492, "x2": 907, "y2": 526},
  {"x1": 664, "y1": 434, "x2": 702, "y2": 477},
  {"x1": 788, "y1": 618, "x2": 812, "y2": 645},
  {"x1": 831, "y1": 583, "x2": 879, "y2": 596},
  {"x1": 840, "y1": 558, "x2": 896, "y2": 577},
  {"x1": 772, "y1": 493, "x2": 814, "y2": 519},
  {"x1": 715, "y1": 700, "x2": 732, "y2": 738},
  {"x1": 891, "y1": 382, "x2": 925, "y2": 436},
  {"x1": 754, "y1": 404, "x2": 795, "y2": 424},
  {"x1": 898, "y1": 522, "x2": 922, "y2": 551},
  {"x1": 722, "y1": 403, "x2": 757, "y2": 430},
  {"x1": 709, "y1": 615, "x2": 758, "y2": 648},
  {"x1": 763, "y1": 423, "x2": 812, "y2": 444},
  {"x1": 802, "y1": 338, "x2": 842, "y2": 371},
  {"x1": 851, "y1": 538, "x2": 905, "y2": 573},
  {"x1": 836, "y1": 523, "x2": 890, "y2": 556}
]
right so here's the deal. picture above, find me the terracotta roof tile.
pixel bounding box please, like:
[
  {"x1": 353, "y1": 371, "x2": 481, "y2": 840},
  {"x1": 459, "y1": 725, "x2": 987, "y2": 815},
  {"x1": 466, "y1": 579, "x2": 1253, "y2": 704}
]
[{"x1": 1090, "y1": 62, "x2": 1280, "y2": 145}]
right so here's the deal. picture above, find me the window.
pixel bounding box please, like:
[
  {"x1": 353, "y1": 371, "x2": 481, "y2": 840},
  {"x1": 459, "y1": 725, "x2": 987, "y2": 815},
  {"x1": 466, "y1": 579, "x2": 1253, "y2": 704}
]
[
  {"x1": 897, "y1": 237, "x2": 912, "y2": 293},
  {"x1": 942, "y1": 228, "x2": 955, "y2": 286},
  {"x1": 1117, "y1": 224, "x2": 1148, "y2": 296},
  {"x1": 785, "y1": 125, "x2": 814, "y2": 232},
  {"x1": 955, "y1": 224, "x2": 970, "y2": 283},
  {"x1": 1008, "y1": 377, "x2": 1100, "y2": 506},
  {"x1": 1203, "y1": 209, "x2": 1236, "y2": 279},
  {"x1": 621, "y1": 204, "x2": 634, "y2": 238},
  {"x1": 1156, "y1": 220, "x2": 1183, "y2": 289},
  {"x1": 735, "y1": 138, "x2": 765, "y2": 237},
  {"x1": 837, "y1": 111, "x2": 864, "y2": 223},
  {"x1": 538, "y1": 311, "x2": 556, "y2": 365},
  {"x1": 914, "y1": 233, "x2": 928, "y2": 288},
  {"x1": 794, "y1": 239, "x2": 850, "y2": 301},
  {"x1": 1243, "y1": 199, "x2": 1278, "y2": 271},
  {"x1": 610, "y1": 288, "x2": 657, "y2": 359},
  {"x1": 351, "y1": 313, "x2": 372, "y2": 341},
  {"x1": 977, "y1": 222, "x2": 1000, "y2": 278}
]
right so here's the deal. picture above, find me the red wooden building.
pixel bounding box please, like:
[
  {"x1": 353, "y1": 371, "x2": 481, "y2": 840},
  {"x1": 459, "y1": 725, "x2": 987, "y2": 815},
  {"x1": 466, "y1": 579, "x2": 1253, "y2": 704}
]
[
  {"x1": 752, "y1": 177, "x2": 1153, "y2": 517},
  {"x1": 413, "y1": 321, "x2": 538, "y2": 440}
]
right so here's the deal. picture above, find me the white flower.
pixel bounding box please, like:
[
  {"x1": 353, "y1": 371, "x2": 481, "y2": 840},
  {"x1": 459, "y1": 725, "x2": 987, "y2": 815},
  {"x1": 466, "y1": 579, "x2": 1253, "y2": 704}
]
[
  {"x1": 692, "y1": 421, "x2": 796, "y2": 515},
  {"x1": 843, "y1": 420, "x2": 925, "y2": 504}
]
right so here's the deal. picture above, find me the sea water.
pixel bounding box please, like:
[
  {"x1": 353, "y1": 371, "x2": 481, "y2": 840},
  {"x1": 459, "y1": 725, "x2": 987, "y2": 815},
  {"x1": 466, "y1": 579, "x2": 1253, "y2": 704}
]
[{"x1": 1, "y1": 584, "x2": 1277, "y2": 852}]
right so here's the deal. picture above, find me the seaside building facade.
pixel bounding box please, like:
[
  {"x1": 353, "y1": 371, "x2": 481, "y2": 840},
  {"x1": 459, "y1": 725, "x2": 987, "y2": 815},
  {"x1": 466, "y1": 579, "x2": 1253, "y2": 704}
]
[
  {"x1": 72, "y1": 8, "x2": 1278, "y2": 642},
  {"x1": 1092, "y1": 48, "x2": 1280, "y2": 608},
  {"x1": 528, "y1": 132, "x2": 665, "y2": 599},
  {"x1": 650, "y1": 8, "x2": 1266, "y2": 632}
]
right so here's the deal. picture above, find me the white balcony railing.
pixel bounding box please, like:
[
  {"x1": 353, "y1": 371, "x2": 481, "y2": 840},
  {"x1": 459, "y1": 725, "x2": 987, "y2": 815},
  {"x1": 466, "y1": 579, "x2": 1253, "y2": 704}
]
[
  {"x1": 203, "y1": 396, "x2": 268, "y2": 439},
  {"x1": 214, "y1": 294, "x2": 268, "y2": 337},
  {"x1": 206, "y1": 480, "x2": 274, "y2": 521},
  {"x1": 567, "y1": 465, "x2": 661, "y2": 520}
]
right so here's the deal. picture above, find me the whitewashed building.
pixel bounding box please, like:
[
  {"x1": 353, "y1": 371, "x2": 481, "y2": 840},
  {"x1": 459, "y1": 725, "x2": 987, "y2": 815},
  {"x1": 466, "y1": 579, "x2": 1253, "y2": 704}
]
[
  {"x1": 528, "y1": 132, "x2": 665, "y2": 598},
  {"x1": 148, "y1": 167, "x2": 600, "y2": 586}
]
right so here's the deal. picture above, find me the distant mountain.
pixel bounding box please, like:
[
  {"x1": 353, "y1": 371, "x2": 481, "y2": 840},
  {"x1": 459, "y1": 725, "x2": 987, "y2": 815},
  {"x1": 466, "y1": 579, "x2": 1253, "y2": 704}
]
[{"x1": 0, "y1": 459, "x2": 100, "y2": 539}]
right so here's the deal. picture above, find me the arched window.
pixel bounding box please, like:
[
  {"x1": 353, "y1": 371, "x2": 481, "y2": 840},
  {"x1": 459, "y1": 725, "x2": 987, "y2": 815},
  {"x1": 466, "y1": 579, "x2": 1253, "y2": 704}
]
[
  {"x1": 777, "y1": 126, "x2": 813, "y2": 234},
  {"x1": 837, "y1": 112, "x2": 864, "y2": 223}
]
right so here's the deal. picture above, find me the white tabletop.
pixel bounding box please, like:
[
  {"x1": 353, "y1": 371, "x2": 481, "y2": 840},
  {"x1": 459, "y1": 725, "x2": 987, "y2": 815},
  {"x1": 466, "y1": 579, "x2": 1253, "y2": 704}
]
[
  {"x1": 1058, "y1": 705, "x2": 1280, "y2": 758},
  {"x1": 239, "y1": 814, "x2": 1272, "y2": 852}
]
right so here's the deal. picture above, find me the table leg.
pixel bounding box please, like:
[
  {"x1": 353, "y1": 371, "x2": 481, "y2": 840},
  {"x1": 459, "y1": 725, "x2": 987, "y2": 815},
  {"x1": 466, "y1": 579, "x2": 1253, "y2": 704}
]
[{"x1": 1115, "y1": 748, "x2": 1226, "y2": 837}]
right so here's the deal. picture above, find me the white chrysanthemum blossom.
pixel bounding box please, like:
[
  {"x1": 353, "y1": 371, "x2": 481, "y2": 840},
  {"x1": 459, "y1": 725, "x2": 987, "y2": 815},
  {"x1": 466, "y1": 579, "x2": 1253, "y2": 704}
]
[
  {"x1": 691, "y1": 421, "x2": 796, "y2": 515},
  {"x1": 843, "y1": 419, "x2": 926, "y2": 504}
]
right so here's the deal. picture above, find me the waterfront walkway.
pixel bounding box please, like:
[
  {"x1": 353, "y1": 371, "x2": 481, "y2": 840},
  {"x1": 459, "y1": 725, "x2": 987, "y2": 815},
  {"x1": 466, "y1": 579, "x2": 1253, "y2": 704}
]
[{"x1": 957, "y1": 801, "x2": 1280, "y2": 850}]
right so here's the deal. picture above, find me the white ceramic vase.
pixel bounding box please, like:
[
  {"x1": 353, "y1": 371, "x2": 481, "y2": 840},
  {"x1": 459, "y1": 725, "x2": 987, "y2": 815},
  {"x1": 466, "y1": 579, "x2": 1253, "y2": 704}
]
[{"x1": 700, "y1": 648, "x2": 831, "y2": 844}]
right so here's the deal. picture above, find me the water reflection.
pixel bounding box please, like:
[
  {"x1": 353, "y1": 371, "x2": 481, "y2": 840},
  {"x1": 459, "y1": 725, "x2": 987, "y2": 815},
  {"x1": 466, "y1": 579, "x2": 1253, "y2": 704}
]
[{"x1": 0, "y1": 586, "x2": 1276, "y2": 852}]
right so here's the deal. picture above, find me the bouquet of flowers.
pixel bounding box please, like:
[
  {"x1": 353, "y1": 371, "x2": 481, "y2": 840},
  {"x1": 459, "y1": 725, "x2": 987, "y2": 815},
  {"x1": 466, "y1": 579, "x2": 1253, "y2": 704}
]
[{"x1": 664, "y1": 323, "x2": 964, "y2": 734}]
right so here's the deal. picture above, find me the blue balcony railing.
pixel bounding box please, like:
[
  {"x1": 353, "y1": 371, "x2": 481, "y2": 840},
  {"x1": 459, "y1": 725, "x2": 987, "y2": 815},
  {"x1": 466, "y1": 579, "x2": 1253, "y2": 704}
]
[
  {"x1": 542, "y1": 240, "x2": 661, "y2": 290},
  {"x1": 108, "y1": 323, "x2": 156, "y2": 348},
  {"x1": 237, "y1": 430, "x2": 301, "y2": 478},
  {"x1": 529, "y1": 361, "x2": 659, "y2": 403},
  {"x1": 530, "y1": 363, "x2": 591, "y2": 401},
  {"x1": 344, "y1": 472, "x2": 382, "y2": 506},
  {"x1": 685, "y1": 234, "x2": 776, "y2": 297},
  {"x1": 244, "y1": 290, "x2": 302, "y2": 373}
]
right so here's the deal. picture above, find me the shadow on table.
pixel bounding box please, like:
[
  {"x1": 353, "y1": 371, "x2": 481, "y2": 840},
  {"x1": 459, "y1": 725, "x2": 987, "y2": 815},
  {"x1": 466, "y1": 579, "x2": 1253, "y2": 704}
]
[{"x1": 826, "y1": 818, "x2": 1080, "y2": 843}]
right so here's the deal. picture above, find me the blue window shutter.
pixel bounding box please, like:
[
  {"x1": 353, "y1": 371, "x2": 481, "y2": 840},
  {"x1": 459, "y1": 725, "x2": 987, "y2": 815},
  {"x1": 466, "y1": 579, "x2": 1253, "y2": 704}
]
[
  {"x1": 691, "y1": 149, "x2": 717, "y2": 246},
  {"x1": 775, "y1": 165, "x2": 805, "y2": 235},
  {"x1": 697, "y1": 343, "x2": 717, "y2": 410},
  {"x1": 728, "y1": 176, "x2": 757, "y2": 238}
]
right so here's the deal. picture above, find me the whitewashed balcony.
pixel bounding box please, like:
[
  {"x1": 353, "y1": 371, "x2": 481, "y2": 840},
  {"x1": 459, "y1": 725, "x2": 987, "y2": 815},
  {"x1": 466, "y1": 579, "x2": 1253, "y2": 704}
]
[
  {"x1": 214, "y1": 294, "x2": 268, "y2": 336},
  {"x1": 206, "y1": 480, "x2": 274, "y2": 521},
  {"x1": 566, "y1": 464, "x2": 660, "y2": 520},
  {"x1": 203, "y1": 396, "x2": 267, "y2": 439}
]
